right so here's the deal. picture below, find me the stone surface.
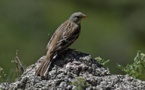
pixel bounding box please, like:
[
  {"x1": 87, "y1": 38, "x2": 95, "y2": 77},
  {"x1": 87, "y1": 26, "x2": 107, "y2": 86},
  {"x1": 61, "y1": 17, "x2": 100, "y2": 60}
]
[{"x1": 0, "y1": 49, "x2": 145, "y2": 90}]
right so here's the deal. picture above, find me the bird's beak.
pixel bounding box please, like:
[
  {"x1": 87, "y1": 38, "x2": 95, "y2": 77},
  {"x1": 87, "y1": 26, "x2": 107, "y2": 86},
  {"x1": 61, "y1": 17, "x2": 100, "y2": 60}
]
[{"x1": 82, "y1": 14, "x2": 87, "y2": 18}]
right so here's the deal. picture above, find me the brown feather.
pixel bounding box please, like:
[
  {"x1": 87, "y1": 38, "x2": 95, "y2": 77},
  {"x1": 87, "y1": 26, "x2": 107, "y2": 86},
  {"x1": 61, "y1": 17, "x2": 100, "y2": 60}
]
[
  {"x1": 35, "y1": 20, "x2": 80, "y2": 78},
  {"x1": 35, "y1": 12, "x2": 86, "y2": 79}
]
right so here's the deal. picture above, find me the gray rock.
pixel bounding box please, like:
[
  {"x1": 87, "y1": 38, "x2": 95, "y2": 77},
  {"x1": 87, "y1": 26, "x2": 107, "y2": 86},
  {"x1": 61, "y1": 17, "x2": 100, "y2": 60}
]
[{"x1": 0, "y1": 49, "x2": 145, "y2": 90}]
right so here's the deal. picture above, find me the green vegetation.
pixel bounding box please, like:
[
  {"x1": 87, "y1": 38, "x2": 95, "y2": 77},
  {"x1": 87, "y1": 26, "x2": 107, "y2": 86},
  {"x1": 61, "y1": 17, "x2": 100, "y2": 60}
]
[
  {"x1": 9, "y1": 50, "x2": 24, "y2": 82},
  {"x1": 0, "y1": 51, "x2": 24, "y2": 82},
  {"x1": 1, "y1": 0, "x2": 145, "y2": 80},
  {"x1": 1, "y1": 50, "x2": 145, "y2": 82},
  {"x1": 11, "y1": 50, "x2": 24, "y2": 76},
  {"x1": 1, "y1": 0, "x2": 145, "y2": 79},
  {"x1": 95, "y1": 57, "x2": 110, "y2": 66},
  {"x1": 72, "y1": 77, "x2": 88, "y2": 90},
  {"x1": 117, "y1": 51, "x2": 145, "y2": 79},
  {"x1": 0, "y1": 67, "x2": 6, "y2": 82}
]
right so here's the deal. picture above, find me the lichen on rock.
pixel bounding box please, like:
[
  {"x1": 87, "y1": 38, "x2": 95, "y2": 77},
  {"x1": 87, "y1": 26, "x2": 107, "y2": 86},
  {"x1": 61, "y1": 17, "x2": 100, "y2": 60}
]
[{"x1": 0, "y1": 49, "x2": 145, "y2": 90}]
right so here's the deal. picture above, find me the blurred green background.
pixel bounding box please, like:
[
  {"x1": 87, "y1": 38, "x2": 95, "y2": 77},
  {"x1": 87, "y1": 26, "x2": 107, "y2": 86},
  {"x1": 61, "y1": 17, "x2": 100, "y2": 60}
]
[{"x1": 0, "y1": 0, "x2": 145, "y2": 79}]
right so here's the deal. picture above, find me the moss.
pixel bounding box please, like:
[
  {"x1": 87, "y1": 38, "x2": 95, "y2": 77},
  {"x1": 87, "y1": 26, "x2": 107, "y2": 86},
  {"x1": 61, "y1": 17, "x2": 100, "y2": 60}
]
[{"x1": 72, "y1": 77, "x2": 89, "y2": 90}]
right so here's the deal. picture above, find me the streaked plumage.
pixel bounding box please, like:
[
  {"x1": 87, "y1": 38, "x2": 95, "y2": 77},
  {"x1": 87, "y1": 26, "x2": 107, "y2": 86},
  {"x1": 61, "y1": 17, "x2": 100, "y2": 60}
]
[{"x1": 35, "y1": 12, "x2": 86, "y2": 79}]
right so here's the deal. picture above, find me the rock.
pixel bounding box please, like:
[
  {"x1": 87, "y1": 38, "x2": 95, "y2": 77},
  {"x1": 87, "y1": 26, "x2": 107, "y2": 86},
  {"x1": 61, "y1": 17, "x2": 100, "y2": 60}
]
[{"x1": 0, "y1": 49, "x2": 145, "y2": 90}]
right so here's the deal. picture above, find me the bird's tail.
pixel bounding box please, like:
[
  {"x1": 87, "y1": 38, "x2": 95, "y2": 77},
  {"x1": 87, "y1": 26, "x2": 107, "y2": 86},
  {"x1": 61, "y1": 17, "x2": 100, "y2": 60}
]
[{"x1": 35, "y1": 54, "x2": 53, "y2": 79}]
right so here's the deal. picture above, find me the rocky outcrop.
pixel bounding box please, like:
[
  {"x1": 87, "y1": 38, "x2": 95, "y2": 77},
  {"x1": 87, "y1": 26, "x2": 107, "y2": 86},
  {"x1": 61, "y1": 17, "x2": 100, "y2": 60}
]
[{"x1": 0, "y1": 49, "x2": 145, "y2": 90}]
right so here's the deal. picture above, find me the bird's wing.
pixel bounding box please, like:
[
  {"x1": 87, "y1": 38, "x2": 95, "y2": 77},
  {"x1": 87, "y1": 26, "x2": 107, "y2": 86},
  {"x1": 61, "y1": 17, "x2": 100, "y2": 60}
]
[{"x1": 53, "y1": 21, "x2": 81, "y2": 53}]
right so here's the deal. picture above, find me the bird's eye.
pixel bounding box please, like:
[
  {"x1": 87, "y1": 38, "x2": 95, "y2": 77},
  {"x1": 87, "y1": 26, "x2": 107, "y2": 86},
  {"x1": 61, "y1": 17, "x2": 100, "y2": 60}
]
[{"x1": 76, "y1": 16, "x2": 79, "y2": 18}]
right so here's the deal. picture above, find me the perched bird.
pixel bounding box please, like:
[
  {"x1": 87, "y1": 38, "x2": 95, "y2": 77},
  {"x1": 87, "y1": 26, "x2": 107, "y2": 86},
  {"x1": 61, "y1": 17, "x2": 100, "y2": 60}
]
[{"x1": 35, "y1": 12, "x2": 86, "y2": 79}]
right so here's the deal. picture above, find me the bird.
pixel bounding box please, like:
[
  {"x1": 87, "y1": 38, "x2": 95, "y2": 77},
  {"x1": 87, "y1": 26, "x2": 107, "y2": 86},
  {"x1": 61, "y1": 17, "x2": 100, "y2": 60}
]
[{"x1": 35, "y1": 12, "x2": 86, "y2": 79}]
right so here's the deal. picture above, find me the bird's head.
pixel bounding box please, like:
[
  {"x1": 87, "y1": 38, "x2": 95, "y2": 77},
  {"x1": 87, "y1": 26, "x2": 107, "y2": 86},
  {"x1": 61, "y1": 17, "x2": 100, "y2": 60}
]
[{"x1": 69, "y1": 12, "x2": 86, "y2": 24}]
